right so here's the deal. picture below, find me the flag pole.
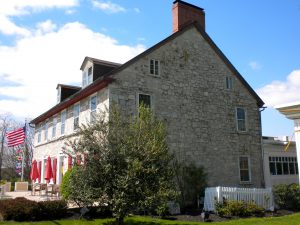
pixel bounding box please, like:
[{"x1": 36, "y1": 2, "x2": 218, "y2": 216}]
[
  {"x1": 21, "y1": 120, "x2": 27, "y2": 182},
  {"x1": 21, "y1": 145, "x2": 25, "y2": 181}
]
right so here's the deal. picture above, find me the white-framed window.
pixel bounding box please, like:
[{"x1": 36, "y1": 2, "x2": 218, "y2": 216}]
[
  {"x1": 88, "y1": 67, "x2": 93, "y2": 85},
  {"x1": 239, "y1": 156, "x2": 251, "y2": 182},
  {"x1": 150, "y1": 59, "x2": 160, "y2": 76},
  {"x1": 138, "y1": 94, "x2": 151, "y2": 108},
  {"x1": 73, "y1": 104, "x2": 80, "y2": 130},
  {"x1": 90, "y1": 95, "x2": 97, "y2": 122},
  {"x1": 44, "y1": 121, "x2": 48, "y2": 141},
  {"x1": 269, "y1": 156, "x2": 298, "y2": 175},
  {"x1": 37, "y1": 126, "x2": 41, "y2": 143},
  {"x1": 226, "y1": 76, "x2": 233, "y2": 90},
  {"x1": 61, "y1": 111, "x2": 66, "y2": 135},
  {"x1": 236, "y1": 107, "x2": 247, "y2": 132},
  {"x1": 52, "y1": 117, "x2": 57, "y2": 138}
]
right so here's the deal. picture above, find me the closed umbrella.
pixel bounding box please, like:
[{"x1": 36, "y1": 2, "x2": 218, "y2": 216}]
[
  {"x1": 68, "y1": 155, "x2": 72, "y2": 170},
  {"x1": 38, "y1": 161, "x2": 42, "y2": 183},
  {"x1": 44, "y1": 156, "x2": 53, "y2": 183},
  {"x1": 30, "y1": 160, "x2": 39, "y2": 182},
  {"x1": 53, "y1": 158, "x2": 57, "y2": 184}
]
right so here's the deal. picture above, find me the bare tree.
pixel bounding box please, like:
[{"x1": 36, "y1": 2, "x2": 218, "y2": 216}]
[
  {"x1": 0, "y1": 114, "x2": 15, "y2": 180},
  {"x1": 0, "y1": 114, "x2": 34, "y2": 181}
]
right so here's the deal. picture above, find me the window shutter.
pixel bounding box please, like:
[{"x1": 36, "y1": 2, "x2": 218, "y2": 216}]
[{"x1": 68, "y1": 156, "x2": 72, "y2": 170}]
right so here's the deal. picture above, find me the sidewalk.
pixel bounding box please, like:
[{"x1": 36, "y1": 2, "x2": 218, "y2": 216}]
[{"x1": 2, "y1": 191, "x2": 60, "y2": 202}]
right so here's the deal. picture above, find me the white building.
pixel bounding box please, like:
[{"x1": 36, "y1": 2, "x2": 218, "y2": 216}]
[
  {"x1": 262, "y1": 136, "x2": 298, "y2": 188},
  {"x1": 276, "y1": 102, "x2": 300, "y2": 185}
]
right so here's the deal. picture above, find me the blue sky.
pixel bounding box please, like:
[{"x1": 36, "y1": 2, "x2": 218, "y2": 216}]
[{"x1": 0, "y1": 0, "x2": 299, "y2": 138}]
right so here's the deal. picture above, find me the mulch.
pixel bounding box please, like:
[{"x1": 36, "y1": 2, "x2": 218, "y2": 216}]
[
  {"x1": 66, "y1": 208, "x2": 296, "y2": 223},
  {"x1": 161, "y1": 209, "x2": 295, "y2": 223}
]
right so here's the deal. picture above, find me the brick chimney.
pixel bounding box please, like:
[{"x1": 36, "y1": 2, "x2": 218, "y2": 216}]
[{"x1": 172, "y1": 0, "x2": 205, "y2": 33}]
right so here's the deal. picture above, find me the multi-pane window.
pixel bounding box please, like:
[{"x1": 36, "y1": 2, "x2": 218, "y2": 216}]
[
  {"x1": 150, "y1": 59, "x2": 159, "y2": 76},
  {"x1": 226, "y1": 76, "x2": 233, "y2": 89},
  {"x1": 44, "y1": 121, "x2": 48, "y2": 141},
  {"x1": 88, "y1": 67, "x2": 93, "y2": 85},
  {"x1": 52, "y1": 117, "x2": 57, "y2": 138},
  {"x1": 239, "y1": 156, "x2": 251, "y2": 182},
  {"x1": 37, "y1": 126, "x2": 41, "y2": 143},
  {"x1": 90, "y1": 95, "x2": 97, "y2": 122},
  {"x1": 236, "y1": 107, "x2": 246, "y2": 132},
  {"x1": 269, "y1": 156, "x2": 298, "y2": 175},
  {"x1": 61, "y1": 111, "x2": 66, "y2": 135},
  {"x1": 73, "y1": 104, "x2": 80, "y2": 130},
  {"x1": 139, "y1": 94, "x2": 151, "y2": 108}
]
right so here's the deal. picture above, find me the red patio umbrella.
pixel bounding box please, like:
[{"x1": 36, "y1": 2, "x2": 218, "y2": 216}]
[
  {"x1": 53, "y1": 158, "x2": 57, "y2": 184},
  {"x1": 30, "y1": 160, "x2": 39, "y2": 182},
  {"x1": 38, "y1": 161, "x2": 41, "y2": 183},
  {"x1": 44, "y1": 156, "x2": 53, "y2": 183}
]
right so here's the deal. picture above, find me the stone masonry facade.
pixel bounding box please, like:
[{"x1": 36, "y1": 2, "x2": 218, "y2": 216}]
[
  {"x1": 31, "y1": 1, "x2": 264, "y2": 188},
  {"x1": 109, "y1": 26, "x2": 264, "y2": 187}
]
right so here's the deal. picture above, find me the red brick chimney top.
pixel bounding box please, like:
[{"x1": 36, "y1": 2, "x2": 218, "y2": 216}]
[{"x1": 172, "y1": 0, "x2": 205, "y2": 33}]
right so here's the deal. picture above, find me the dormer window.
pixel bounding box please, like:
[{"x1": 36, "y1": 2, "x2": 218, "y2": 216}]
[
  {"x1": 82, "y1": 66, "x2": 93, "y2": 88},
  {"x1": 82, "y1": 71, "x2": 87, "y2": 87},
  {"x1": 88, "y1": 67, "x2": 93, "y2": 84}
]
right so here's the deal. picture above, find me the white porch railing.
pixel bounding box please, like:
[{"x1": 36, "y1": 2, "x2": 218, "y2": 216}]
[{"x1": 203, "y1": 186, "x2": 274, "y2": 212}]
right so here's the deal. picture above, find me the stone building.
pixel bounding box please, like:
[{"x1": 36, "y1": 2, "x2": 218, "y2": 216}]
[{"x1": 30, "y1": 0, "x2": 265, "y2": 187}]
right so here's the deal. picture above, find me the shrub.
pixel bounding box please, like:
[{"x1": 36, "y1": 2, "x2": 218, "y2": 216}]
[
  {"x1": 37, "y1": 200, "x2": 68, "y2": 220},
  {"x1": 0, "y1": 197, "x2": 39, "y2": 221},
  {"x1": 215, "y1": 200, "x2": 264, "y2": 217},
  {"x1": 273, "y1": 183, "x2": 300, "y2": 211},
  {"x1": 0, "y1": 197, "x2": 68, "y2": 221},
  {"x1": 61, "y1": 169, "x2": 72, "y2": 200}
]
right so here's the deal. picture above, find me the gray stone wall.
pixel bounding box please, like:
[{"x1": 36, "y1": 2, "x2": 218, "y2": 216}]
[{"x1": 109, "y1": 26, "x2": 264, "y2": 187}]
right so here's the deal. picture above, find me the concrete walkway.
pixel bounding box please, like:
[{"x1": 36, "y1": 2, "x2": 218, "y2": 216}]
[{"x1": 2, "y1": 191, "x2": 60, "y2": 202}]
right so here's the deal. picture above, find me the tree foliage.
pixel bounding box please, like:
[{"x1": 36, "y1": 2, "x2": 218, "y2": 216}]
[
  {"x1": 173, "y1": 160, "x2": 207, "y2": 211},
  {"x1": 64, "y1": 105, "x2": 177, "y2": 223}
]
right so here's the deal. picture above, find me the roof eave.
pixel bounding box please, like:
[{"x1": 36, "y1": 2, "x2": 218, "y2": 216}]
[{"x1": 30, "y1": 77, "x2": 114, "y2": 125}]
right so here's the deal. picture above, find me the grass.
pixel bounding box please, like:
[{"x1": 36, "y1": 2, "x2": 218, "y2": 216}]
[{"x1": 1, "y1": 213, "x2": 300, "y2": 225}]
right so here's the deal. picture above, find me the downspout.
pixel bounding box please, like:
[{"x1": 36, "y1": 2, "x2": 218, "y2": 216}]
[{"x1": 259, "y1": 106, "x2": 267, "y2": 187}]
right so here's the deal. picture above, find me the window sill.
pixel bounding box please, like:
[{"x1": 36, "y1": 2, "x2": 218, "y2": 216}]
[
  {"x1": 239, "y1": 181, "x2": 253, "y2": 185},
  {"x1": 149, "y1": 73, "x2": 160, "y2": 78}
]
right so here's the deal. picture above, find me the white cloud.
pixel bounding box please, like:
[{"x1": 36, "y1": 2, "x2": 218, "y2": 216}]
[
  {"x1": 92, "y1": 0, "x2": 126, "y2": 14},
  {"x1": 0, "y1": 22, "x2": 145, "y2": 119},
  {"x1": 256, "y1": 70, "x2": 300, "y2": 107},
  {"x1": 134, "y1": 8, "x2": 141, "y2": 13},
  {"x1": 0, "y1": 15, "x2": 31, "y2": 36},
  {"x1": 0, "y1": 0, "x2": 78, "y2": 36},
  {"x1": 65, "y1": 9, "x2": 77, "y2": 15},
  {"x1": 36, "y1": 20, "x2": 57, "y2": 34},
  {"x1": 249, "y1": 61, "x2": 262, "y2": 70},
  {"x1": 0, "y1": 0, "x2": 79, "y2": 16}
]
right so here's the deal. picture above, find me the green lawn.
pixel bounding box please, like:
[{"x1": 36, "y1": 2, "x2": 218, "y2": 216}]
[{"x1": 1, "y1": 213, "x2": 300, "y2": 225}]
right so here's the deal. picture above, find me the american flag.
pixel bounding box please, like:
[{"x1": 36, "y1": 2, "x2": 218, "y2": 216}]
[{"x1": 5, "y1": 127, "x2": 26, "y2": 147}]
